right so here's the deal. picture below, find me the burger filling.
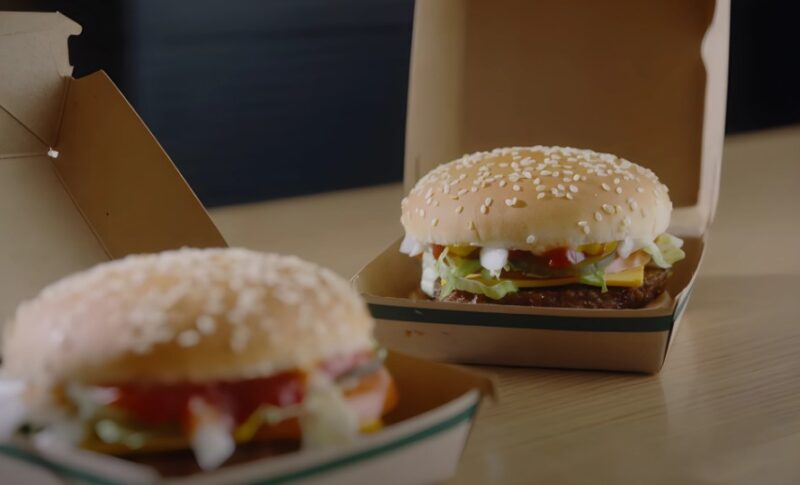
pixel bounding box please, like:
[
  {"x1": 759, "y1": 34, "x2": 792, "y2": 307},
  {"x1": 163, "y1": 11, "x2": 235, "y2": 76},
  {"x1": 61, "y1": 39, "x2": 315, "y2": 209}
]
[
  {"x1": 0, "y1": 349, "x2": 397, "y2": 470},
  {"x1": 407, "y1": 233, "x2": 685, "y2": 301}
]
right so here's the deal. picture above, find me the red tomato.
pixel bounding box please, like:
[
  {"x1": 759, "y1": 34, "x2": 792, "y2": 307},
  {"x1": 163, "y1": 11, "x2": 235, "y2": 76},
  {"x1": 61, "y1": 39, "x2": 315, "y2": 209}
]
[
  {"x1": 109, "y1": 371, "x2": 305, "y2": 427},
  {"x1": 542, "y1": 248, "x2": 573, "y2": 268},
  {"x1": 432, "y1": 244, "x2": 445, "y2": 259}
]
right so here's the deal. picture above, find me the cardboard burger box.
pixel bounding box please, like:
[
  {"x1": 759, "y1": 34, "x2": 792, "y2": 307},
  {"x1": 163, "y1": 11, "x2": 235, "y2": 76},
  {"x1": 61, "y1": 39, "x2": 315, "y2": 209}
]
[
  {"x1": 0, "y1": 11, "x2": 491, "y2": 484},
  {"x1": 354, "y1": 0, "x2": 729, "y2": 373}
]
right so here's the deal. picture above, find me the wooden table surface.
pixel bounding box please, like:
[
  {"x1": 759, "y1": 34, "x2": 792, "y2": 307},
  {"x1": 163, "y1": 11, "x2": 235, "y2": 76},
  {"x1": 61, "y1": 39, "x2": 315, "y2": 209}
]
[{"x1": 211, "y1": 126, "x2": 800, "y2": 484}]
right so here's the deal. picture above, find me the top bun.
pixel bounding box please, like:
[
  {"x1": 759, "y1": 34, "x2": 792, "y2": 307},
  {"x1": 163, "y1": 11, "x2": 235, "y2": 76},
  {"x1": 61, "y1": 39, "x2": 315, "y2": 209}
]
[
  {"x1": 401, "y1": 146, "x2": 672, "y2": 251},
  {"x1": 2, "y1": 248, "x2": 374, "y2": 385}
]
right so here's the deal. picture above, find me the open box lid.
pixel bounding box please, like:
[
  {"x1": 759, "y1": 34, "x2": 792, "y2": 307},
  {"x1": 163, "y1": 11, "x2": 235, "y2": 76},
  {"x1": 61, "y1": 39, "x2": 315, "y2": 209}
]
[
  {"x1": 0, "y1": 12, "x2": 226, "y2": 325},
  {"x1": 403, "y1": 0, "x2": 729, "y2": 238}
]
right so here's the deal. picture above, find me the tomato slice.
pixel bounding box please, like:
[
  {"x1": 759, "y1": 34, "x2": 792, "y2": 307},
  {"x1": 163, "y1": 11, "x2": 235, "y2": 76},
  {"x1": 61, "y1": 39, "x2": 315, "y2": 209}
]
[
  {"x1": 109, "y1": 371, "x2": 305, "y2": 428},
  {"x1": 432, "y1": 244, "x2": 445, "y2": 259},
  {"x1": 542, "y1": 248, "x2": 573, "y2": 268}
]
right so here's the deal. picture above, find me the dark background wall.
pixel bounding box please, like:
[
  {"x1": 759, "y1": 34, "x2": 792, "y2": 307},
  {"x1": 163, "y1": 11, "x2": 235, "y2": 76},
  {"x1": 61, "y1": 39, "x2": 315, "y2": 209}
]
[{"x1": 4, "y1": 1, "x2": 798, "y2": 206}]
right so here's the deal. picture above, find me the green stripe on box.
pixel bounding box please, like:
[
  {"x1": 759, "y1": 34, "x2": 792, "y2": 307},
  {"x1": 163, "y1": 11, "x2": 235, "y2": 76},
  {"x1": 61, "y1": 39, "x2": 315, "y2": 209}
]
[
  {"x1": 369, "y1": 303, "x2": 675, "y2": 332},
  {"x1": 250, "y1": 403, "x2": 478, "y2": 485},
  {"x1": 0, "y1": 444, "x2": 117, "y2": 485}
]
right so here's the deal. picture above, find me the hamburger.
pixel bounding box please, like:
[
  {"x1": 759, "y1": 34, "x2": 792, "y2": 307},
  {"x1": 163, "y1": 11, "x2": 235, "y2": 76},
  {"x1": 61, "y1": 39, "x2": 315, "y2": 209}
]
[
  {"x1": 0, "y1": 248, "x2": 397, "y2": 470},
  {"x1": 400, "y1": 146, "x2": 685, "y2": 309}
]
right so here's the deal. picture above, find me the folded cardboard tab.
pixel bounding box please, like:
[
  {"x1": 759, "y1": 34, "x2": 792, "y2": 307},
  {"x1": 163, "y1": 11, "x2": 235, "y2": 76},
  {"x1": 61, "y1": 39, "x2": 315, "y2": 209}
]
[
  {"x1": 357, "y1": 0, "x2": 729, "y2": 373},
  {"x1": 0, "y1": 12, "x2": 226, "y2": 326}
]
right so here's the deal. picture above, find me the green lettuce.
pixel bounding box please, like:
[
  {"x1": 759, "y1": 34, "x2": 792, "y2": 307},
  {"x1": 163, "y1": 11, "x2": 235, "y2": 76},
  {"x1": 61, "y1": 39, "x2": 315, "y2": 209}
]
[
  {"x1": 435, "y1": 249, "x2": 517, "y2": 300},
  {"x1": 642, "y1": 233, "x2": 686, "y2": 269},
  {"x1": 579, "y1": 268, "x2": 608, "y2": 292}
]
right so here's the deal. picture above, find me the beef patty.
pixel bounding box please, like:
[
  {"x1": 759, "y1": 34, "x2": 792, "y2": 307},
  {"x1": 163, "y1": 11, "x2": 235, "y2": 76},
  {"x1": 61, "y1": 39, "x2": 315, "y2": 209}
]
[{"x1": 435, "y1": 268, "x2": 671, "y2": 309}]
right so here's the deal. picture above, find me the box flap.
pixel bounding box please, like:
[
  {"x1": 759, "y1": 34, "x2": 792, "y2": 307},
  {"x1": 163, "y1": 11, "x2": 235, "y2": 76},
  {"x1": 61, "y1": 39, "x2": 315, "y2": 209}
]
[
  {"x1": 55, "y1": 71, "x2": 227, "y2": 256},
  {"x1": 0, "y1": 12, "x2": 79, "y2": 157},
  {"x1": 0, "y1": 12, "x2": 226, "y2": 327},
  {"x1": 404, "y1": 0, "x2": 729, "y2": 236}
]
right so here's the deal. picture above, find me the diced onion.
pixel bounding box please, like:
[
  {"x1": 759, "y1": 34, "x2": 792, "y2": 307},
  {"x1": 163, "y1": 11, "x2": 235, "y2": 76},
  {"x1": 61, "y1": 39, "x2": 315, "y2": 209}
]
[
  {"x1": 420, "y1": 250, "x2": 438, "y2": 297},
  {"x1": 617, "y1": 237, "x2": 635, "y2": 258},
  {"x1": 399, "y1": 234, "x2": 425, "y2": 257},
  {"x1": 188, "y1": 396, "x2": 235, "y2": 471},
  {"x1": 301, "y1": 374, "x2": 359, "y2": 447},
  {"x1": 479, "y1": 247, "x2": 508, "y2": 275}
]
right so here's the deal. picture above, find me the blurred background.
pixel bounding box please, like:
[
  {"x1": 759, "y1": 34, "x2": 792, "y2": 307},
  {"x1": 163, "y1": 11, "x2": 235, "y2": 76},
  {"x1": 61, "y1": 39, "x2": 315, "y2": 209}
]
[{"x1": 3, "y1": 0, "x2": 799, "y2": 207}]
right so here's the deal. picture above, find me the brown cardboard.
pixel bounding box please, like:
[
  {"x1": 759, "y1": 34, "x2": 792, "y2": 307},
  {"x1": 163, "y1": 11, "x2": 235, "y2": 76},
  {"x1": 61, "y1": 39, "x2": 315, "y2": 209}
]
[
  {"x1": 0, "y1": 351, "x2": 494, "y2": 484},
  {"x1": 358, "y1": 0, "x2": 729, "y2": 373},
  {"x1": 0, "y1": 12, "x2": 226, "y2": 326}
]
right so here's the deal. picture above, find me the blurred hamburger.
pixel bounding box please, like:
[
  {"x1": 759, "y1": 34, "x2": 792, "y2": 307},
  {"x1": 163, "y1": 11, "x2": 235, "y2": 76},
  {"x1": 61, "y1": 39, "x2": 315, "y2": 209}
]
[
  {"x1": 0, "y1": 248, "x2": 396, "y2": 470},
  {"x1": 400, "y1": 146, "x2": 685, "y2": 309}
]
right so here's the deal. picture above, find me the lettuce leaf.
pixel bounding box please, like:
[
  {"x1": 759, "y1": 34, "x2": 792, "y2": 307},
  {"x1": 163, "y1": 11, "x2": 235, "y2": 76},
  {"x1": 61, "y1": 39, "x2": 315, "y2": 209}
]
[
  {"x1": 642, "y1": 233, "x2": 686, "y2": 269},
  {"x1": 435, "y1": 249, "x2": 517, "y2": 300},
  {"x1": 579, "y1": 268, "x2": 608, "y2": 292}
]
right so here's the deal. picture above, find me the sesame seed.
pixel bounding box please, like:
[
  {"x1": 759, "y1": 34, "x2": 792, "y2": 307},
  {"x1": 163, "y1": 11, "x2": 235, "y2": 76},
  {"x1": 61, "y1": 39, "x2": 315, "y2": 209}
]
[
  {"x1": 557, "y1": 184, "x2": 565, "y2": 191},
  {"x1": 540, "y1": 170, "x2": 551, "y2": 176},
  {"x1": 523, "y1": 171, "x2": 532, "y2": 179},
  {"x1": 177, "y1": 329, "x2": 200, "y2": 347},
  {"x1": 601, "y1": 183, "x2": 611, "y2": 191},
  {"x1": 513, "y1": 184, "x2": 521, "y2": 191},
  {"x1": 431, "y1": 218, "x2": 439, "y2": 227},
  {"x1": 615, "y1": 187, "x2": 623, "y2": 194},
  {"x1": 582, "y1": 225, "x2": 591, "y2": 234},
  {"x1": 196, "y1": 315, "x2": 216, "y2": 335},
  {"x1": 470, "y1": 187, "x2": 478, "y2": 193},
  {"x1": 480, "y1": 204, "x2": 488, "y2": 214},
  {"x1": 537, "y1": 192, "x2": 546, "y2": 199},
  {"x1": 614, "y1": 178, "x2": 621, "y2": 185},
  {"x1": 536, "y1": 184, "x2": 547, "y2": 192},
  {"x1": 573, "y1": 174, "x2": 581, "y2": 181},
  {"x1": 458, "y1": 188, "x2": 468, "y2": 196},
  {"x1": 499, "y1": 180, "x2": 507, "y2": 187},
  {"x1": 602, "y1": 204, "x2": 615, "y2": 214},
  {"x1": 526, "y1": 234, "x2": 536, "y2": 244},
  {"x1": 594, "y1": 211, "x2": 603, "y2": 221},
  {"x1": 569, "y1": 184, "x2": 578, "y2": 193},
  {"x1": 505, "y1": 197, "x2": 518, "y2": 207},
  {"x1": 566, "y1": 193, "x2": 574, "y2": 200},
  {"x1": 468, "y1": 221, "x2": 476, "y2": 230},
  {"x1": 455, "y1": 205, "x2": 464, "y2": 214},
  {"x1": 419, "y1": 209, "x2": 425, "y2": 217},
  {"x1": 637, "y1": 187, "x2": 645, "y2": 193},
  {"x1": 577, "y1": 220, "x2": 588, "y2": 226},
  {"x1": 442, "y1": 184, "x2": 450, "y2": 194},
  {"x1": 485, "y1": 197, "x2": 493, "y2": 207},
  {"x1": 432, "y1": 200, "x2": 439, "y2": 207}
]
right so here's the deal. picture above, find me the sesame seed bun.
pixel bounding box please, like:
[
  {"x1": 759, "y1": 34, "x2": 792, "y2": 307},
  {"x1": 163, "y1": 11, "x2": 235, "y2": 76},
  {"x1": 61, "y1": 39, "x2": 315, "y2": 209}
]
[
  {"x1": 401, "y1": 146, "x2": 672, "y2": 251},
  {"x1": 2, "y1": 248, "x2": 374, "y2": 385}
]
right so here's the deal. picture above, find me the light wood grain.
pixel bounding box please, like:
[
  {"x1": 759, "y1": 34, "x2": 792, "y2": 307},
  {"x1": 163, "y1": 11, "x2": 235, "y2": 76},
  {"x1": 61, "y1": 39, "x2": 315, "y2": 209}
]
[{"x1": 211, "y1": 126, "x2": 800, "y2": 484}]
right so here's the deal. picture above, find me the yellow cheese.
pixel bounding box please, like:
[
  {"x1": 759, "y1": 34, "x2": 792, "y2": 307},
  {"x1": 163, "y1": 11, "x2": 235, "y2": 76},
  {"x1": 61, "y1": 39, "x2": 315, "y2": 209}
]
[
  {"x1": 604, "y1": 265, "x2": 645, "y2": 287},
  {"x1": 446, "y1": 245, "x2": 476, "y2": 257}
]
